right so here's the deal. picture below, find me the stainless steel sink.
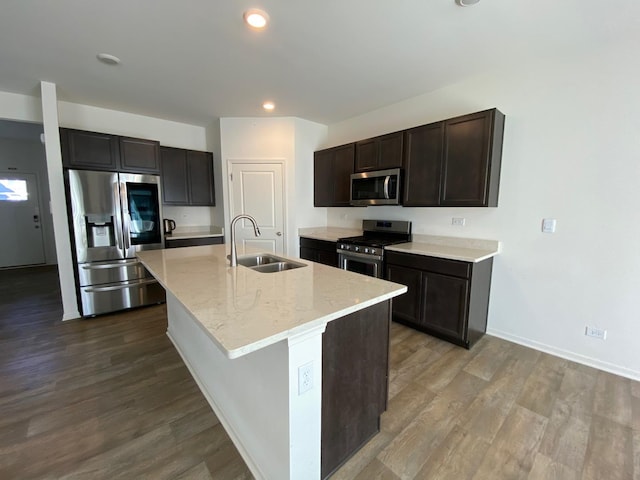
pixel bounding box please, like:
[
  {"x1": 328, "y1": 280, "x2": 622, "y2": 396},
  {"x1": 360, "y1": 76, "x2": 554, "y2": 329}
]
[
  {"x1": 236, "y1": 254, "x2": 281, "y2": 267},
  {"x1": 251, "y1": 262, "x2": 305, "y2": 273},
  {"x1": 235, "y1": 254, "x2": 307, "y2": 273}
]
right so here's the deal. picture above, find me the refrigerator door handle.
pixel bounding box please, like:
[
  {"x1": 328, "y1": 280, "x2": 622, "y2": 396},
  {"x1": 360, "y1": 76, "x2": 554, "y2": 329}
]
[
  {"x1": 120, "y1": 182, "x2": 131, "y2": 250},
  {"x1": 80, "y1": 260, "x2": 141, "y2": 270},
  {"x1": 113, "y1": 181, "x2": 124, "y2": 252}
]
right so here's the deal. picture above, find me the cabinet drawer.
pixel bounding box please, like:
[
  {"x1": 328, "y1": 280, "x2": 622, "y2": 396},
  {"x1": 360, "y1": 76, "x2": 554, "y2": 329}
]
[
  {"x1": 386, "y1": 251, "x2": 471, "y2": 278},
  {"x1": 165, "y1": 237, "x2": 223, "y2": 248}
]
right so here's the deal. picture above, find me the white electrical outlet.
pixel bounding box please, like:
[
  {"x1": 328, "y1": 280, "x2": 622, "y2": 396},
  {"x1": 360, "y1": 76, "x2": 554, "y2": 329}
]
[
  {"x1": 298, "y1": 362, "x2": 313, "y2": 395},
  {"x1": 542, "y1": 218, "x2": 556, "y2": 233},
  {"x1": 585, "y1": 326, "x2": 607, "y2": 340},
  {"x1": 452, "y1": 217, "x2": 466, "y2": 226}
]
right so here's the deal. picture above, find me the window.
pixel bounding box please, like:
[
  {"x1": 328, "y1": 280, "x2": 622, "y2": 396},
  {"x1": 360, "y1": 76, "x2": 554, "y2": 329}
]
[{"x1": 0, "y1": 179, "x2": 28, "y2": 201}]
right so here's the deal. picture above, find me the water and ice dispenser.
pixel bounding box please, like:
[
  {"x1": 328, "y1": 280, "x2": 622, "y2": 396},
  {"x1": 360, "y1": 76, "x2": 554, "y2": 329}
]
[{"x1": 85, "y1": 214, "x2": 116, "y2": 248}]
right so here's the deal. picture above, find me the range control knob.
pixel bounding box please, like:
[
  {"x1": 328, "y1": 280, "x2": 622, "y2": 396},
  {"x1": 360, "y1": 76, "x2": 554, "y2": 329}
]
[
  {"x1": 370, "y1": 248, "x2": 377, "y2": 255},
  {"x1": 354, "y1": 246, "x2": 360, "y2": 252},
  {"x1": 364, "y1": 248, "x2": 370, "y2": 254}
]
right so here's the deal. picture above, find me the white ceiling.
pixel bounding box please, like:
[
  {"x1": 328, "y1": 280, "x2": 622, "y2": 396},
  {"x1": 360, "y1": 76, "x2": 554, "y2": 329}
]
[{"x1": 1, "y1": 0, "x2": 638, "y2": 127}]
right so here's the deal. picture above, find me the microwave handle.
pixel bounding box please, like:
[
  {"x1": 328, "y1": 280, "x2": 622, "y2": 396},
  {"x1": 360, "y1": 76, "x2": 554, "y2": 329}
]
[{"x1": 383, "y1": 176, "x2": 391, "y2": 199}]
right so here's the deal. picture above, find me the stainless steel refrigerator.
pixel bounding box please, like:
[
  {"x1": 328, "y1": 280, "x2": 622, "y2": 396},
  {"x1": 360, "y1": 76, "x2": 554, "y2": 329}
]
[{"x1": 67, "y1": 169, "x2": 166, "y2": 316}]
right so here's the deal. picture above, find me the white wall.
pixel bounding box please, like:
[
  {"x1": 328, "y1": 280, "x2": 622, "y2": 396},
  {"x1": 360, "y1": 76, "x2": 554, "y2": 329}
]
[
  {"x1": 294, "y1": 118, "x2": 329, "y2": 233},
  {"x1": 0, "y1": 91, "x2": 43, "y2": 124},
  {"x1": 0, "y1": 136, "x2": 56, "y2": 264},
  {"x1": 205, "y1": 118, "x2": 225, "y2": 228},
  {"x1": 322, "y1": 43, "x2": 640, "y2": 379},
  {"x1": 219, "y1": 117, "x2": 326, "y2": 255}
]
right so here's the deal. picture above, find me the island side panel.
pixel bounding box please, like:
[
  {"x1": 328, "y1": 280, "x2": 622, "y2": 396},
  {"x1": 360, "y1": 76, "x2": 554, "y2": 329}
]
[
  {"x1": 287, "y1": 328, "x2": 325, "y2": 479},
  {"x1": 165, "y1": 292, "x2": 291, "y2": 480},
  {"x1": 321, "y1": 300, "x2": 391, "y2": 479}
]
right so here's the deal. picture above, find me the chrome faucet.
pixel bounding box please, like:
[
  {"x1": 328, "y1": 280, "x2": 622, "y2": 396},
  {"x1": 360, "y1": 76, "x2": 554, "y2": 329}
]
[{"x1": 229, "y1": 214, "x2": 261, "y2": 267}]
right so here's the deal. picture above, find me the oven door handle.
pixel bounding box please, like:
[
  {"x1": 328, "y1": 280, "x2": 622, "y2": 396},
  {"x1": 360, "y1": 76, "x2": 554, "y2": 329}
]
[
  {"x1": 337, "y1": 249, "x2": 383, "y2": 262},
  {"x1": 383, "y1": 175, "x2": 391, "y2": 199}
]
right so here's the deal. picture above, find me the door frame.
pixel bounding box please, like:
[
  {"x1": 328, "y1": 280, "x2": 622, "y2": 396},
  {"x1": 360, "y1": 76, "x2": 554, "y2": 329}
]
[
  {"x1": 226, "y1": 159, "x2": 288, "y2": 254},
  {"x1": 0, "y1": 169, "x2": 48, "y2": 268}
]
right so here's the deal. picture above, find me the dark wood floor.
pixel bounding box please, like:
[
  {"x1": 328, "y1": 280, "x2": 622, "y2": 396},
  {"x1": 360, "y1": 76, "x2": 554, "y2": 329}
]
[
  {"x1": 1, "y1": 266, "x2": 638, "y2": 479},
  {"x1": 0, "y1": 266, "x2": 251, "y2": 479}
]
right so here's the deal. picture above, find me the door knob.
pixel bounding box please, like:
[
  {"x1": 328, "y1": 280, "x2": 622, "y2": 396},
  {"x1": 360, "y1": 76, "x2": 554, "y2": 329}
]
[{"x1": 276, "y1": 231, "x2": 282, "y2": 236}]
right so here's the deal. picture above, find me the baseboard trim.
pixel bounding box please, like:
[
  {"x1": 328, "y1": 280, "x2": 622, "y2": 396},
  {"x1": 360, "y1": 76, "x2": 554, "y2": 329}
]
[{"x1": 486, "y1": 327, "x2": 640, "y2": 382}]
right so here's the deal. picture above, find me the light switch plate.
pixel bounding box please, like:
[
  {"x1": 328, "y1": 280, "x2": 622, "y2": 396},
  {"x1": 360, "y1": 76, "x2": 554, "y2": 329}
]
[{"x1": 542, "y1": 218, "x2": 556, "y2": 233}]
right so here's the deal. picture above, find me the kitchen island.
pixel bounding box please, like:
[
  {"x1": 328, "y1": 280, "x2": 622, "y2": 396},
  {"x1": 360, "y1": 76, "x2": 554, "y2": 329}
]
[{"x1": 137, "y1": 245, "x2": 406, "y2": 480}]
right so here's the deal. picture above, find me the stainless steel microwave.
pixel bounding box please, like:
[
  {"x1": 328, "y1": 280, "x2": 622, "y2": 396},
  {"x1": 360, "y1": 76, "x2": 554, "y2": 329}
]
[{"x1": 350, "y1": 168, "x2": 402, "y2": 206}]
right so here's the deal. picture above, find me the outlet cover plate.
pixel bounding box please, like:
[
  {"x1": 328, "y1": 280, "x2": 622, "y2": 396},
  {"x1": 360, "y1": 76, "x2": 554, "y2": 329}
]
[
  {"x1": 585, "y1": 326, "x2": 607, "y2": 340},
  {"x1": 298, "y1": 362, "x2": 313, "y2": 395}
]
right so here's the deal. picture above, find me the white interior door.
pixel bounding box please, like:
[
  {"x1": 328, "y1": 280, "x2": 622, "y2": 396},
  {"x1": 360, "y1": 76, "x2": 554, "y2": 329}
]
[
  {"x1": 229, "y1": 162, "x2": 285, "y2": 255},
  {"x1": 0, "y1": 172, "x2": 46, "y2": 267}
]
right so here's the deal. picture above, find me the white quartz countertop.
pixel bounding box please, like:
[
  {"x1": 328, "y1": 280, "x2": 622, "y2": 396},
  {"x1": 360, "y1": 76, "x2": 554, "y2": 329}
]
[
  {"x1": 298, "y1": 226, "x2": 362, "y2": 242},
  {"x1": 386, "y1": 234, "x2": 501, "y2": 263},
  {"x1": 137, "y1": 245, "x2": 406, "y2": 359},
  {"x1": 166, "y1": 226, "x2": 224, "y2": 240}
]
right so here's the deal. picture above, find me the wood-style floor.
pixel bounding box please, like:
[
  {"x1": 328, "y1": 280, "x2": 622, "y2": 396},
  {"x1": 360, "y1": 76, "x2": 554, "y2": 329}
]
[{"x1": 1, "y1": 266, "x2": 638, "y2": 479}]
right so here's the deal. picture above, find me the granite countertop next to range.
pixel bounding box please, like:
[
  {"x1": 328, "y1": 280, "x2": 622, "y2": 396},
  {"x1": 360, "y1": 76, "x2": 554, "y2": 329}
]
[{"x1": 137, "y1": 245, "x2": 406, "y2": 359}]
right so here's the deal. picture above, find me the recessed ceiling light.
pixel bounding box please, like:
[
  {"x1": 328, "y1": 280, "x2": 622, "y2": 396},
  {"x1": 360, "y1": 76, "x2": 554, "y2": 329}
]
[
  {"x1": 244, "y1": 9, "x2": 269, "y2": 29},
  {"x1": 96, "y1": 53, "x2": 121, "y2": 65},
  {"x1": 263, "y1": 101, "x2": 275, "y2": 111},
  {"x1": 456, "y1": 0, "x2": 480, "y2": 5}
]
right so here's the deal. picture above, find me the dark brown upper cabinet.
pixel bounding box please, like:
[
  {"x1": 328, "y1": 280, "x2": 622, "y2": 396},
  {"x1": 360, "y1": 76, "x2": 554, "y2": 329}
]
[
  {"x1": 314, "y1": 143, "x2": 355, "y2": 207},
  {"x1": 60, "y1": 128, "x2": 160, "y2": 174},
  {"x1": 160, "y1": 147, "x2": 215, "y2": 206},
  {"x1": 313, "y1": 108, "x2": 505, "y2": 208},
  {"x1": 354, "y1": 131, "x2": 403, "y2": 172},
  {"x1": 403, "y1": 121, "x2": 445, "y2": 206},
  {"x1": 441, "y1": 109, "x2": 504, "y2": 207},
  {"x1": 403, "y1": 108, "x2": 505, "y2": 207},
  {"x1": 61, "y1": 128, "x2": 120, "y2": 171},
  {"x1": 119, "y1": 136, "x2": 160, "y2": 174}
]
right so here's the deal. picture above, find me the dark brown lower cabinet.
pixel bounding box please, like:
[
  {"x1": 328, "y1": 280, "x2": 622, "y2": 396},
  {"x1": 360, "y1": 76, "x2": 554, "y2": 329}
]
[
  {"x1": 165, "y1": 237, "x2": 223, "y2": 248},
  {"x1": 299, "y1": 237, "x2": 338, "y2": 267},
  {"x1": 386, "y1": 251, "x2": 493, "y2": 349},
  {"x1": 321, "y1": 301, "x2": 390, "y2": 479}
]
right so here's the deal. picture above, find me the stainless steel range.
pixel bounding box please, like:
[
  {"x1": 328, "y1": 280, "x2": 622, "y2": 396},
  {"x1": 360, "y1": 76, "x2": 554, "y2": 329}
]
[{"x1": 337, "y1": 220, "x2": 412, "y2": 278}]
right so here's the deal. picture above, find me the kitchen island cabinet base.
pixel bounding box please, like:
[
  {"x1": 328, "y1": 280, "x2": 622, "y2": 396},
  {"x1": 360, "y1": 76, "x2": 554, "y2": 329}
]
[
  {"x1": 322, "y1": 300, "x2": 390, "y2": 478},
  {"x1": 165, "y1": 291, "x2": 391, "y2": 480}
]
